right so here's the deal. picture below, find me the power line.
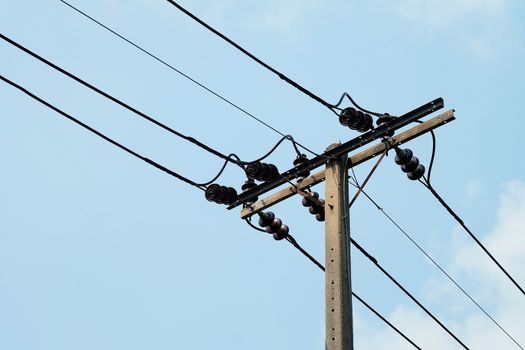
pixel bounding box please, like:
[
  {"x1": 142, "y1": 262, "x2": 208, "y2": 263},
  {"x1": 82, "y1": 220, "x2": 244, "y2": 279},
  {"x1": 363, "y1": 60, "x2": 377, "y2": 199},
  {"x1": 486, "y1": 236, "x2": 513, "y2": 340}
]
[
  {"x1": 0, "y1": 32, "x2": 242, "y2": 168},
  {"x1": 0, "y1": 74, "x2": 205, "y2": 190},
  {"x1": 350, "y1": 180, "x2": 524, "y2": 349},
  {"x1": 164, "y1": 0, "x2": 339, "y2": 114},
  {"x1": 420, "y1": 178, "x2": 525, "y2": 297},
  {"x1": 416, "y1": 128, "x2": 525, "y2": 296},
  {"x1": 58, "y1": 0, "x2": 321, "y2": 158},
  {"x1": 350, "y1": 237, "x2": 471, "y2": 349},
  {"x1": 244, "y1": 220, "x2": 422, "y2": 349}
]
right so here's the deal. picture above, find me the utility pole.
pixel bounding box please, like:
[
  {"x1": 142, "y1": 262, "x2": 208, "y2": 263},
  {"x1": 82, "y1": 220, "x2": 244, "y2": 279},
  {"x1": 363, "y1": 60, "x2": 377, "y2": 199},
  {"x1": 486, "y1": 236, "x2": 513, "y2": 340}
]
[
  {"x1": 229, "y1": 104, "x2": 455, "y2": 349},
  {"x1": 324, "y1": 148, "x2": 353, "y2": 349}
]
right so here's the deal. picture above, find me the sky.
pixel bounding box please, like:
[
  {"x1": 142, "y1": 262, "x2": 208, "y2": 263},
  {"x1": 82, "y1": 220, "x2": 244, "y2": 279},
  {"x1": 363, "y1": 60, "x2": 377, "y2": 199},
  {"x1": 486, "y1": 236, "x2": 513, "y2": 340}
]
[{"x1": 1, "y1": 0, "x2": 524, "y2": 349}]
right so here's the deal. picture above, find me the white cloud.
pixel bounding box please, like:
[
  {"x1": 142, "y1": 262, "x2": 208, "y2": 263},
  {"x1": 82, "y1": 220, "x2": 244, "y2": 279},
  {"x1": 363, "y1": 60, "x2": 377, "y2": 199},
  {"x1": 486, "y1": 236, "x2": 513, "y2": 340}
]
[
  {"x1": 396, "y1": 0, "x2": 509, "y2": 29},
  {"x1": 355, "y1": 180, "x2": 525, "y2": 349},
  {"x1": 394, "y1": 0, "x2": 513, "y2": 61}
]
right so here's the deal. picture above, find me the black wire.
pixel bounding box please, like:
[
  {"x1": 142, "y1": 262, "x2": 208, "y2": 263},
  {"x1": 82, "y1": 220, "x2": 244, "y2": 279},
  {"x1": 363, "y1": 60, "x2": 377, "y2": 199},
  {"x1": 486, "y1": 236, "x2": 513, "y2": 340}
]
[
  {"x1": 197, "y1": 153, "x2": 244, "y2": 187},
  {"x1": 164, "y1": 0, "x2": 339, "y2": 115},
  {"x1": 58, "y1": 0, "x2": 321, "y2": 159},
  {"x1": 427, "y1": 130, "x2": 436, "y2": 183},
  {"x1": 420, "y1": 178, "x2": 525, "y2": 297},
  {"x1": 243, "y1": 135, "x2": 303, "y2": 164},
  {"x1": 350, "y1": 237, "x2": 470, "y2": 349},
  {"x1": 348, "y1": 179, "x2": 524, "y2": 350},
  {"x1": 330, "y1": 92, "x2": 384, "y2": 117},
  {"x1": 0, "y1": 74, "x2": 205, "y2": 191},
  {"x1": 351, "y1": 292, "x2": 422, "y2": 350},
  {"x1": 0, "y1": 32, "x2": 243, "y2": 168},
  {"x1": 285, "y1": 234, "x2": 325, "y2": 272}
]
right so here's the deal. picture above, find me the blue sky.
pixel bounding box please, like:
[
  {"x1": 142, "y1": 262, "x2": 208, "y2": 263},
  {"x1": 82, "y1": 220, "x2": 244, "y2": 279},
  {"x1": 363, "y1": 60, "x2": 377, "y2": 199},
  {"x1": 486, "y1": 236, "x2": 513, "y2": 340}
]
[{"x1": 1, "y1": 1, "x2": 524, "y2": 349}]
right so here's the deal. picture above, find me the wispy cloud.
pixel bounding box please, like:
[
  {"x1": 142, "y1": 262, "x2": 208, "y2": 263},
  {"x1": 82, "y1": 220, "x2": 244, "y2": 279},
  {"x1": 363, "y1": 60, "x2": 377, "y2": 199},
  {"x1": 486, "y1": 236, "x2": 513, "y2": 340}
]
[
  {"x1": 355, "y1": 179, "x2": 525, "y2": 349},
  {"x1": 394, "y1": 0, "x2": 515, "y2": 61}
]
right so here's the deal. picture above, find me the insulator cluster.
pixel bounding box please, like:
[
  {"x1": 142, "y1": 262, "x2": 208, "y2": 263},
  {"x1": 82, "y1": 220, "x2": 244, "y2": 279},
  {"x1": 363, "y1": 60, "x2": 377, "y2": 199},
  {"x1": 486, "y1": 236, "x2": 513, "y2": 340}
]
[
  {"x1": 245, "y1": 162, "x2": 280, "y2": 182},
  {"x1": 395, "y1": 148, "x2": 425, "y2": 180},
  {"x1": 205, "y1": 183, "x2": 238, "y2": 205},
  {"x1": 339, "y1": 107, "x2": 373, "y2": 132},
  {"x1": 258, "y1": 211, "x2": 289, "y2": 241},
  {"x1": 302, "y1": 191, "x2": 325, "y2": 222},
  {"x1": 293, "y1": 154, "x2": 310, "y2": 181}
]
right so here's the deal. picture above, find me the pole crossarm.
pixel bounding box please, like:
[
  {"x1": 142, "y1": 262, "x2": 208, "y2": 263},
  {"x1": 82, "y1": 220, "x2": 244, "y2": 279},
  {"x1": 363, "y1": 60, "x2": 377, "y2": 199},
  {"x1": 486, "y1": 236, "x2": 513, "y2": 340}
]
[
  {"x1": 240, "y1": 109, "x2": 455, "y2": 219},
  {"x1": 229, "y1": 98, "x2": 444, "y2": 210}
]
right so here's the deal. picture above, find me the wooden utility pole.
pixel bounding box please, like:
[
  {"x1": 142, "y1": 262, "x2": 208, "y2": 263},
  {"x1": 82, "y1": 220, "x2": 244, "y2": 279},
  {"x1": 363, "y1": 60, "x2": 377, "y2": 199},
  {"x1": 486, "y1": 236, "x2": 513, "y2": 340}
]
[{"x1": 324, "y1": 147, "x2": 353, "y2": 350}]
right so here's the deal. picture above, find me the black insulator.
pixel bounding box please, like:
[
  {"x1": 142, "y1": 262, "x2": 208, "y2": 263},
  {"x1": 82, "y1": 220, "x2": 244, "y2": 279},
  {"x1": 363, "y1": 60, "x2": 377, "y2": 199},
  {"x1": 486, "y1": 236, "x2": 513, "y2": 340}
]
[
  {"x1": 395, "y1": 148, "x2": 414, "y2": 165},
  {"x1": 293, "y1": 154, "x2": 310, "y2": 179},
  {"x1": 205, "y1": 184, "x2": 238, "y2": 205},
  {"x1": 266, "y1": 218, "x2": 283, "y2": 234},
  {"x1": 339, "y1": 107, "x2": 373, "y2": 132},
  {"x1": 302, "y1": 192, "x2": 325, "y2": 222},
  {"x1": 401, "y1": 156, "x2": 420, "y2": 173},
  {"x1": 273, "y1": 225, "x2": 289, "y2": 241},
  {"x1": 241, "y1": 179, "x2": 258, "y2": 203},
  {"x1": 258, "y1": 211, "x2": 275, "y2": 227},
  {"x1": 407, "y1": 164, "x2": 425, "y2": 180},
  {"x1": 302, "y1": 192, "x2": 319, "y2": 207},
  {"x1": 245, "y1": 162, "x2": 280, "y2": 181},
  {"x1": 376, "y1": 114, "x2": 395, "y2": 137}
]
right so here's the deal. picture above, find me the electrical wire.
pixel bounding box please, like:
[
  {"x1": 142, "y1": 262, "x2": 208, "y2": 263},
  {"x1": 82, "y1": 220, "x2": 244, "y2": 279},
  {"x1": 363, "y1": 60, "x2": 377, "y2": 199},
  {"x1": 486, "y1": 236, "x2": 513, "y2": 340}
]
[
  {"x1": 420, "y1": 178, "x2": 525, "y2": 297},
  {"x1": 0, "y1": 32, "x2": 242, "y2": 168},
  {"x1": 59, "y1": 0, "x2": 322, "y2": 158},
  {"x1": 196, "y1": 153, "x2": 244, "y2": 187},
  {"x1": 244, "y1": 219, "x2": 422, "y2": 349},
  {"x1": 243, "y1": 135, "x2": 302, "y2": 164},
  {"x1": 0, "y1": 74, "x2": 205, "y2": 190},
  {"x1": 330, "y1": 92, "x2": 384, "y2": 117},
  {"x1": 164, "y1": 0, "x2": 339, "y2": 115},
  {"x1": 350, "y1": 237, "x2": 471, "y2": 349},
  {"x1": 348, "y1": 179, "x2": 524, "y2": 350}
]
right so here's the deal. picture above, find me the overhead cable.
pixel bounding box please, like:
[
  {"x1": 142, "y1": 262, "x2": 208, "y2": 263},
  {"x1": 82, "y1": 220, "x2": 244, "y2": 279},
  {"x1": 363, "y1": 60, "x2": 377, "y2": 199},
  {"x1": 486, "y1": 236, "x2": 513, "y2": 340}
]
[
  {"x1": 0, "y1": 32, "x2": 241, "y2": 168},
  {"x1": 0, "y1": 74, "x2": 205, "y2": 190},
  {"x1": 350, "y1": 237, "x2": 471, "y2": 349},
  {"x1": 164, "y1": 0, "x2": 339, "y2": 114},
  {"x1": 58, "y1": 0, "x2": 321, "y2": 158},
  {"x1": 420, "y1": 178, "x2": 525, "y2": 297}
]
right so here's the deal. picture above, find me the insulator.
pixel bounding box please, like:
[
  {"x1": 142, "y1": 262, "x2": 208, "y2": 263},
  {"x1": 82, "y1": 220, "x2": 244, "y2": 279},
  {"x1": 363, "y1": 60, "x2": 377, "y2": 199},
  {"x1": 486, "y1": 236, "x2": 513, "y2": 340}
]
[
  {"x1": 394, "y1": 148, "x2": 426, "y2": 180},
  {"x1": 401, "y1": 156, "x2": 420, "y2": 173},
  {"x1": 266, "y1": 218, "x2": 283, "y2": 234},
  {"x1": 302, "y1": 192, "x2": 325, "y2": 222},
  {"x1": 205, "y1": 184, "x2": 238, "y2": 205},
  {"x1": 376, "y1": 114, "x2": 395, "y2": 137},
  {"x1": 293, "y1": 154, "x2": 310, "y2": 179},
  {"x1": 272, "y1": 225, "x2": 289, "y2": 241},
  {"x1": 241, "y1": 179, "x2": 258, "y2": 203},
  {"x1": 245, "y1": 162, "x2": 280, "y2": 181},
  {"x1": 395, "y1": 148, "x2": 414, "y2": 165},
  {"x1": 302, "y1": 191, "x2": 319, "y2": 207},
  {"x1": 407, "y1": 164, "x2": 425, "y2": 180},
  {"x1": 339, "y1": 107, "x2": 373, "y2": 132},
  {"x1": 258, "y1": 211, "x2": 275, "y2": 227}
]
